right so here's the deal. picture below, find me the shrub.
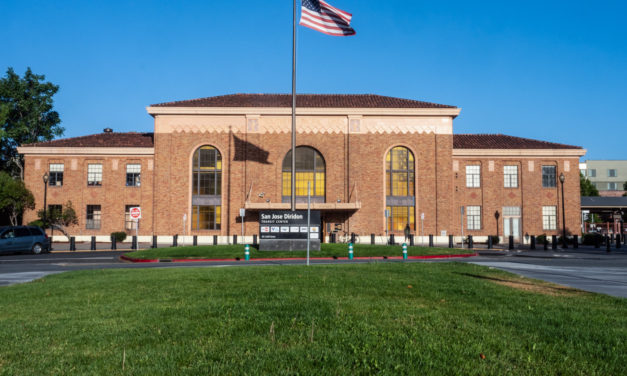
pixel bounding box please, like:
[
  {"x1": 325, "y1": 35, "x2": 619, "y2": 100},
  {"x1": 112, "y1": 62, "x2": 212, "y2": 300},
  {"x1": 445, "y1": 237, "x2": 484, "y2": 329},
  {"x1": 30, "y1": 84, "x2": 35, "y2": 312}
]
[
  {"x1": 535, "y1": 234, "x2": 548, "y2": 244},
  {"x1": 582, "y1": 233, "x2": 603, "y2": 246},
  {"x1": 489, "y1": 235, "x2": 500, "y2": 245},
  {"x1": 558, "y1": 236, "x2": 575, "y2": 245},
  {"x1": 111, "y1": 232, "x2": 127, "y2": 242},
  {"x1": 28, "y1": 220, "x2": 44, "y2": 227}
]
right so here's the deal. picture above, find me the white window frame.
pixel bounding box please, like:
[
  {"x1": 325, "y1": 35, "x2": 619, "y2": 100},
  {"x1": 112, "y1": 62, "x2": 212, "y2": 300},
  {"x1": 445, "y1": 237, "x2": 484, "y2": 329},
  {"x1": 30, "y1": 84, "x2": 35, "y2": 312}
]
[
  {"x1": 608, "y1": 169, "x2": 617, "y2": 178},
  {"x1": 49, "y1": 163, "x2": 64, "y2": 186},
  {"x1": 126, "y1": 164, "x2": 141, "y2": 187},
  {"x1": 466, "y1": 165, "x2": 480, "y2": 188},
  {"x1": 467, "y1": 206, "x2": 481, "y2": 230},
  {"x1": 608, "y1": 182, "x2": 618, "y2": 191},
  {"x1": 87, "y1": 164, "x2": 103, "y2": 186},
  {"x1": 504, "y1": 165, "x2": 518, "y2": 188},
  {"x1": 589, "y1": 169, "x2": 596, "y2": 178},
  {"x1": 542, "y1": 206, "x2": 557, "y2": 230}
]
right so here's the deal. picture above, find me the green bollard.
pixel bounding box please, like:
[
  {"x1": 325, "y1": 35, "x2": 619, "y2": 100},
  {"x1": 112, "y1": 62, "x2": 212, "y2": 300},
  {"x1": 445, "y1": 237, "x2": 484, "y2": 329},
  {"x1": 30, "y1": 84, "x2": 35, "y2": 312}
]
[
  {"x1": 348, "y1": 243, "x2": 354, "y2": 260},
  {"x1": 244, "y1": 244, "x2": 250, "y2": 261},
  {"x1": 402, "y1": 243, "x2": 408, "y2": 260}
]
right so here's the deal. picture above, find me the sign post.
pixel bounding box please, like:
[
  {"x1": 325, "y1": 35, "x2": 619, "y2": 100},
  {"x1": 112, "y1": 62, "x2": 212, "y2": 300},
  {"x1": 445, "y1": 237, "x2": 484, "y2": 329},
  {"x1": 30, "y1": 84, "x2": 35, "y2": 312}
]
[
  {"x1": 182, "y1": 213, "x2": 187, "y2": 246},
  {"x1": 130, "y1": 207, "x2": 141, "y2": 240},
  {"x1": 240, "y1": 208, "x2": 246, "y2": 238},
  {"x1": 420, "y1": 212, "x2": 425, "y2": 246},
  {"x1": 460, "y1": 206, "x2": 465, "y2": 248}
]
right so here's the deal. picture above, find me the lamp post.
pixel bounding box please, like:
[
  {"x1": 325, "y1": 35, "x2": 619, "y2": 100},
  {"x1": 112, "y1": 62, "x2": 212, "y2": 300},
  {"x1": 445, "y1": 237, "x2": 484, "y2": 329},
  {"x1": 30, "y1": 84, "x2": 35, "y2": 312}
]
[
  {"x1": 559, "y1": 172, "x2": 567, "y2": 249},
  {"x1": 494, "y1": 210, "x2": 500, "y2": 239},
  {"x1": 42, "y1": 172, "x2": 49, "y2": 232}
]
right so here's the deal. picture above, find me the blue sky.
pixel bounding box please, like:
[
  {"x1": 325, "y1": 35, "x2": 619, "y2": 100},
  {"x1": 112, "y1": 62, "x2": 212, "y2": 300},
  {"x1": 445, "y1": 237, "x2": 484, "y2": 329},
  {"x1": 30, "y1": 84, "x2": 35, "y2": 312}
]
[{"x1": 4, "y1": 0, "x2": 626, "y2": 160}]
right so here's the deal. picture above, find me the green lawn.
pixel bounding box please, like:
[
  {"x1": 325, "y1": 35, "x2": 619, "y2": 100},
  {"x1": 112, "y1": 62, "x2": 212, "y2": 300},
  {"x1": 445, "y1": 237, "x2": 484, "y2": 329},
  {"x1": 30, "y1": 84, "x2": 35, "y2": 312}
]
[
  {"x1": 0, "y1": 263, "x2": 625, "y2": 375},
  {"x1": 124, "y1": 243, "x2": 475, "y2": 260}
]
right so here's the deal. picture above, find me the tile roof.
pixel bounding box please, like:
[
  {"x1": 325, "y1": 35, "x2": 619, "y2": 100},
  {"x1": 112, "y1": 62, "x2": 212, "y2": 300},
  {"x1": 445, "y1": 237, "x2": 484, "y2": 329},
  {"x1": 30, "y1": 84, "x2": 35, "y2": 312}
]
[
  {"x1": 453, "y1": 134, "x2": 583, "y2": 149},
  {"x1": 581, "y1": 196, "x2": 627, "y2": 208},
  {"x1": 22, "y1": 132, "x2": 154, "y2": 148},
  {"x1": 151, "y1": 93, "x2": 457, "y2": 109}
]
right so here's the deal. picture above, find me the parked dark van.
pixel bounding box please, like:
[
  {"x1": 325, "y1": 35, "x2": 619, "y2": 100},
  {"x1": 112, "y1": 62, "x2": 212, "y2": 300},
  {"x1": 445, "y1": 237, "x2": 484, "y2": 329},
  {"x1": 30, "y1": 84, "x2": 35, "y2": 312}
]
[{"x1": 0, "y1": 226, "x2": 50, "y2": 254}]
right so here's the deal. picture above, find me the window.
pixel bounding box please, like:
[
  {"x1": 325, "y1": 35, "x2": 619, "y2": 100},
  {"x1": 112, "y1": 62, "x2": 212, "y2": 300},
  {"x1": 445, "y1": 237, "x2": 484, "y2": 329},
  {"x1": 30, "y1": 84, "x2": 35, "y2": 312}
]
[
  {"x1": 282, "y1": 146, "x2": 325, "y2": 199},
  {"x1": 386, "y1": 206, "x2": 415, "y2": 233},
  {"x1": 49, "y1": 164, "x2": 64, "y2": 186},
  {"x1": 608, "y1": 169, "x2": 617, "y2": 178},
  {"x1": 191, "y1": 205, "x2": 221, "y2": 230},
  {"x1": 192, "y1": 146, "x2": 222, "y2": 230},
  {"x1": 87, "y1": 164, "x2": 102, "y2": 186},
  {"x1": 542, "y1": 166, "x2": 556, "y2": 188},
  {"x1": 86, "y1": 205, "x2": 101, "y2": 229},
  {"x1": 126, "y1": 164, "x2": 141, "y2": 187},
  {"x1": 504, "y1": 165, "x2": 518, "y2": 188},
  {"x1": 466, "y1": 165, "x2": 480, "y2": 188},
  {"x1": 386, "y1": 147, "x2": 415, "y2": 232},
  {"x1": 466, "y1": 206, "x2": 481, "y2": 230},
  {"x1": 502, "y1": 206, "x2": 521, "y2": 216},
  {"x1": 125, "y1": 205, "x2": 139, "y2": 230},
  {"x1": 608, "y1": 182, "x2": 618, "y2": 190},
  {"x1": 542, "y1": 206, "x2": 557, "y2": 230},
  {"x1": 588, "y1": 169, "x2": 596, "y2": 178}
]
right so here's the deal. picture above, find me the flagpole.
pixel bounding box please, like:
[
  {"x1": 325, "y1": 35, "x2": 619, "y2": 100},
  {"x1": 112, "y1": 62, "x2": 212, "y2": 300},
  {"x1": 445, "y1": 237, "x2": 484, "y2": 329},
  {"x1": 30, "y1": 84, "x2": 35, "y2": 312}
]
[{"x1": 290, "y1": 0, "x2": 297, "y2": 212}]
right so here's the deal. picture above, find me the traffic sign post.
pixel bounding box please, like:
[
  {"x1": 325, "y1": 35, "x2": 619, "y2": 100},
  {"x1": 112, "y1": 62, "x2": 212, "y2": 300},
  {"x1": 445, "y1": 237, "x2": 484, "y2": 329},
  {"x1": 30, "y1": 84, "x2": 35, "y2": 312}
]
[{"x1": 130, "y1": 207, "x2": 141, "y2": 239}]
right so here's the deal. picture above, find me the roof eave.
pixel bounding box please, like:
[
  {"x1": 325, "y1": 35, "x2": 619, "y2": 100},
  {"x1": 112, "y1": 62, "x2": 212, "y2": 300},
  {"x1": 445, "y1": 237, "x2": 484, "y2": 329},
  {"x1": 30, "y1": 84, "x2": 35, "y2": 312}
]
[{"x1": 452, "y1": 148, "x2": 587, "y2": 157}]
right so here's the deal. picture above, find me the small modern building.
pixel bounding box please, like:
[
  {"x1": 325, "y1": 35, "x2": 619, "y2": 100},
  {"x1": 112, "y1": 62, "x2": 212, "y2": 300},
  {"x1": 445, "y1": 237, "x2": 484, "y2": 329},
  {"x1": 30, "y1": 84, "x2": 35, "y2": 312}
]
[
  {"x1": 18, "y1": 94, "x2": 586, "y2": 241},
  {"x1": 580, "y1": 160, "x2": 627, "y2": 197}
]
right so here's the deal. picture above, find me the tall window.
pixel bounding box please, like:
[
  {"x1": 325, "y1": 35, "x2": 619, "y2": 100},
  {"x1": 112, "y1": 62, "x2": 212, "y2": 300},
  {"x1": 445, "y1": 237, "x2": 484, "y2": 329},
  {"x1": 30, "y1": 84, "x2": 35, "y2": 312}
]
[
  {"x1": 282, "y1": 146, "x2": 325, "y2": 201},
  {"x1": 86, "y1": 205, "x2": 101, "y2": 229},
  {"x1": 125, "y1": 205, "x2": 139, "y2": 230},
  {"x1": 542, "y1": 206, "x2": 557, "y2": 230},
  {"x1": 49, "y1": 164, "x2": 64, "y2": 186},
  {"x1": 192, "y1": 146, "x2": 222, "y2": 230},
  {"x1": 467, "y1": 206, "x2": 481, "y2": 230},
  {"x1": 466, "y1": 165, "x2": 480, "y2": 188},
  {"x1": 608, "y1": 169, "x2": 617, "y2": 177},
  {"x1": 504, "y1": 165, "x2": 518, "y2": 188},
  {"x1": 126, "y1": 164, "x2": 141, "y2": 187},
  {"x1": 386, "y1": 146, "x2": 415, "y2": 232},
  {"x1": 87, "y1": 164, "x2": 103, "y2": 186},
  {"x1": 542, "y1": 166, "x2": 556, "y2": 188}
]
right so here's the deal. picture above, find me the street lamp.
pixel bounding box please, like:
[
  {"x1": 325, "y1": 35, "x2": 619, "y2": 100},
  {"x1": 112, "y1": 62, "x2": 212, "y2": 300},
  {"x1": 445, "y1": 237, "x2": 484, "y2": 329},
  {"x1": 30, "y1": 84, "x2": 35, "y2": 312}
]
[
  {"x1": 42, "y1": 172, "x2": 49, "y2": 232},
  {"x1": 494, "y1": 210, "x2": 500, "y2": 238},
  {"x1": 559, "y1": 172, "x2": 567, "y2": 248}
]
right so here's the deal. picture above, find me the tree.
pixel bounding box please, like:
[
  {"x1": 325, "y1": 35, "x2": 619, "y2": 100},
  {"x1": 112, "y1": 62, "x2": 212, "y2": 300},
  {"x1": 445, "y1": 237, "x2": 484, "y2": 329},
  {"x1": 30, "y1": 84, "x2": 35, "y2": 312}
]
[
  {"x1": 0, "y1": 171, "x2": 35, "y2": 225},
  {"x1": 580, "y1": 172, "x2": 599, "y2": 197},
  {"x1": 36, "y1": 201, "x2": 78, "y2": 239},
  {"x1": 0, "y1": 67, "x2": 63, "y2": 178}
]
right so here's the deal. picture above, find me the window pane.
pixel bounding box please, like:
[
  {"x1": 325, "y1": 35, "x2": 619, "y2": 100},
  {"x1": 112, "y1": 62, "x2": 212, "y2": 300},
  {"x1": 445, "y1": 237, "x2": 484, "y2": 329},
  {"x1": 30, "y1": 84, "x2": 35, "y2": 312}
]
[
  {"x1": 87, "y1": 164, "x2": 102, "y2": 185},
  {"x1": 542, "y1": 166, "x2": 556, "y2": 188},
  {"x1": 282, "y1": 147, "x2": 325, "y2": 198}
]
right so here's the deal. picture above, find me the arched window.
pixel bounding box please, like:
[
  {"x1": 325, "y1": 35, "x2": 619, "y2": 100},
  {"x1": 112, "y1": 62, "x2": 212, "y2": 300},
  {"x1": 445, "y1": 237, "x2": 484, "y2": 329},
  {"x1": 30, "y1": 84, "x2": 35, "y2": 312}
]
[
  {"x1": 191, "y1": 146, "x2": 222, "y2": 230},
  {"x1": 386, "y1": 146, "x2": 415, "y2": 232},
  {"x1": 282, "y1": 146, "x2": 325, "y2": 202}
]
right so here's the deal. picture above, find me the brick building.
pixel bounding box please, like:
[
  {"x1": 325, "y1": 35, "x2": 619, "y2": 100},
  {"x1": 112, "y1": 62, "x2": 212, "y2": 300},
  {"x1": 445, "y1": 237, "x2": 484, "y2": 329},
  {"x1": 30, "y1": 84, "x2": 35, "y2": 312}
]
[{"x1": 18, "y1": 94, "x2": 586, "y2": 241}]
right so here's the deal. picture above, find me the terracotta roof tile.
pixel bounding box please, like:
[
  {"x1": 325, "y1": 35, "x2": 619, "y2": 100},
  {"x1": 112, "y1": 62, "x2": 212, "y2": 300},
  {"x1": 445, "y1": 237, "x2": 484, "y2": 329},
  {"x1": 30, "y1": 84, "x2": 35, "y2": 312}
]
[
  {"x1": 22, "y1": 132, "x2": 154, "y2": 148},
  {"x1": 453, "y1": 134, "x2": 582, "y2": 149},
  {"x1": 151, "y1": 93, "x2": 456, "y2": 109}
]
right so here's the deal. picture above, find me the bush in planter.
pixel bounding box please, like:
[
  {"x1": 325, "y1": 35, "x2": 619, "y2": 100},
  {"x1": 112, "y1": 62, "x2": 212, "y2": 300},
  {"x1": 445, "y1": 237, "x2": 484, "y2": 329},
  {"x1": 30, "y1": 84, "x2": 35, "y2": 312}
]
[
  {"x1": 582, "y1": 233, "x2": 603, "y2": 246},
  {"x1": 489, "y1": 235, "x2": 500, "y2": 245},
  {"x1": 558, "y1": 235, "x2": 575, "y2": 245},
  {"x1": 111, "y1": 232, "x2": 127, "y2": 242},
  {"x1": 536, "y1": 234, "x2": 548, "y2": 244}
]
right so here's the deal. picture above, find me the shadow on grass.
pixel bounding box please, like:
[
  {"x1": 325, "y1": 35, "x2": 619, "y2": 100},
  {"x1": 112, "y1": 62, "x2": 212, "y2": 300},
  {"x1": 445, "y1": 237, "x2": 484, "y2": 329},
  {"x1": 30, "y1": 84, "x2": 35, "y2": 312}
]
[{"x1": 456, "y1": 272, "x2": 586, "y2": 296}]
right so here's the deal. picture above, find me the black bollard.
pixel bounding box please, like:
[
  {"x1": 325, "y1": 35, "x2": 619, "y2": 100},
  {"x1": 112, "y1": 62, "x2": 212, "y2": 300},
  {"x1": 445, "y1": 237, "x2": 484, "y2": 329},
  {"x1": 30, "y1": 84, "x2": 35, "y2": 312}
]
[
  {"x1": 488, "y1": 235, "x2": 493, "y2": 249},
  {"x1": 351, "y1": 233, "x2": 356, "y2": 244},
  {"x1": 606, "y1": 235, "x2": 611, "y2": 253},
  {"x1": 428, "y1": 234, "x2": 434, "y2": 247},
  {"x1": 573, "y1": 235, "x2": 578, "y2": 249},
  {"x1": 530, "y1": 235, "x2": 536, "y2": 250},
  {"x1": 173, "y1": 234, "x2": 178, "y2": 247},
  {"x1": 213, "y1": 235, "x2": 218, "y2": 245},
  {"x1": 233, "y1": 234, "x2": 237, "y2": 245},
  {"x1": 132, "y1": 235, "x2": 137, "y2": 250},
  {"x1": 409, "y1": 234, "x2": 414, "y2": 246},
  {"x1": 253, "y1": 234, "x2": 258, "y2": 245},
  {"x1": 330, "y1": 233, "x2": 336, "y2": 243},
  {"x1": 594, "y1": 235, "x2": 600, "y2": 248},
  {"x1": 371, "y1": 234, "x2": 375, "y2": 245},
  {"x1": 90, "y1": 236, "x2": 96, "y2": 251},
  {"x1": 509, "y1": 235, "x2": 514, "y2": 250},
  {"x1": 111, "y1": 234, "x2": 117, "y2": 250},
  {"x1": 544, "y1": 237, "x2": 548, "y2": 251},
  {"x1": 193, "y1": 235, "x2": 198, "y2": 246},
  {"x1": 468, "y1": 235, "x2": 473, "y2": 249},
  {"x1": 616, "y1": 234, "x2": 621, "y2": 249},
  {"x1": 70, "y1": 236, "x2": 76, "y2": 251},
  {"x1": 152, "y1": 235, "x2": 157, "y2": 249},
  {"x1": 449, "y1": 235, "x2": 454, "y2": 248},
  {"x1": 551, "y1": 235, "x2": 557, "y2": 250},
  {"x1": 390, "y1": 234, "x2": 395, "y2": 245}
]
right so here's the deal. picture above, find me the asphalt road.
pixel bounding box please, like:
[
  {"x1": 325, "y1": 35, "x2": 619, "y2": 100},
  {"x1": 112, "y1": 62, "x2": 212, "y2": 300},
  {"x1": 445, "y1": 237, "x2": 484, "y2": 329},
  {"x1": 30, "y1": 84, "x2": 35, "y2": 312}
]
[{"x1": 1, "y1": 248, "x2": 626, "y2": 298}]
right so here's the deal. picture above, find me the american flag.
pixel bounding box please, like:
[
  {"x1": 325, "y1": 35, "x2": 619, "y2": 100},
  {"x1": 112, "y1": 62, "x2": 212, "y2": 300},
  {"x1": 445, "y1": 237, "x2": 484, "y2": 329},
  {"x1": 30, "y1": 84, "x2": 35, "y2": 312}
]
[{"x1": 299, "y1": 0, "x2": 355, "y2": 36}]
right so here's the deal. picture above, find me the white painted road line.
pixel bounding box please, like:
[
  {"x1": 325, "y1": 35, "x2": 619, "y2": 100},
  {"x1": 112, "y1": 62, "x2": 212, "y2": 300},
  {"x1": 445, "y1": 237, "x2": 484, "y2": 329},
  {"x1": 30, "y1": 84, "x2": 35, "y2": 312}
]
[{"x1": 0, "y1": 271, "x2": 61, "y2": 286}]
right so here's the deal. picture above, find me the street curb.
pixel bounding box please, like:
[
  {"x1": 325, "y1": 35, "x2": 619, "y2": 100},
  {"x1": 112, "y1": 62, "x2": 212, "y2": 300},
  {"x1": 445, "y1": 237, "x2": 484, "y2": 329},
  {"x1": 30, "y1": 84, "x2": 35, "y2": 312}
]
[{"x1": 119, "y1": 253, "x2": 478, "y2": 263}]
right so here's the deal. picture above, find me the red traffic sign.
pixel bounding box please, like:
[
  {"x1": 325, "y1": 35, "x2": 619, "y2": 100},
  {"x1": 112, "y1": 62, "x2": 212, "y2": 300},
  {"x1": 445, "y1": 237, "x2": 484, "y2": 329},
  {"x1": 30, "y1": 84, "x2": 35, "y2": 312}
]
[{"x1": 129, "y1": 207, "x2": 141, "y2": 219}]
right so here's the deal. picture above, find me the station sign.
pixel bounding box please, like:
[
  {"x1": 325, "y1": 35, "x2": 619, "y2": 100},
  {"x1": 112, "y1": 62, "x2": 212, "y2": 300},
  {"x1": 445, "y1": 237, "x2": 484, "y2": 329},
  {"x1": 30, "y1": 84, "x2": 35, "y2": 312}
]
[{"x1": 259, "y1": 210, "x2": 321, "y2": 240}]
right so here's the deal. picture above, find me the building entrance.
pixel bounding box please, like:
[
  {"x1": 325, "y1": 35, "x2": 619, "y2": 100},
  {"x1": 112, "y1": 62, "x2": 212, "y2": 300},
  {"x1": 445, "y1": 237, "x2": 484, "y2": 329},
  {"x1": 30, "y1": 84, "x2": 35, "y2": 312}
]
[{"x1": 503, "y1": 207, "x2": 521, "y2": 242}]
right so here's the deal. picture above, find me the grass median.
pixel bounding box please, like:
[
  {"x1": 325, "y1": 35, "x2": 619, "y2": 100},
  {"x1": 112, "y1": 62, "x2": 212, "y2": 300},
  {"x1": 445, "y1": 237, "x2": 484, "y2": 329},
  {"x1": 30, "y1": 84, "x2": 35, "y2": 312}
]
[
  {"x1": 123, "y1": 243, "x2": 475, "y2": 260},
  {"x1": 1, "y1": 264, "x2": 626, "y2": 375}
]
